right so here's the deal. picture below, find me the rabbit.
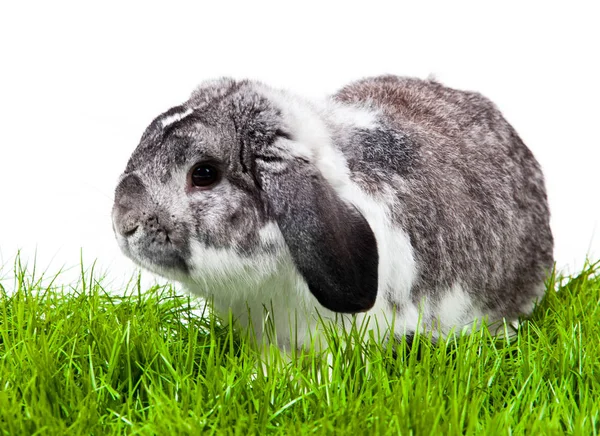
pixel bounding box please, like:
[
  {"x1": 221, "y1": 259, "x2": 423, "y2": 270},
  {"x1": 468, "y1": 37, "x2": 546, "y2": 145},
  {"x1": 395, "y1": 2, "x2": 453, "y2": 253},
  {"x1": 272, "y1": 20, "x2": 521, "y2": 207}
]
[{"x1": 112, "y1": 75, "x2": 554, "y2": 351}]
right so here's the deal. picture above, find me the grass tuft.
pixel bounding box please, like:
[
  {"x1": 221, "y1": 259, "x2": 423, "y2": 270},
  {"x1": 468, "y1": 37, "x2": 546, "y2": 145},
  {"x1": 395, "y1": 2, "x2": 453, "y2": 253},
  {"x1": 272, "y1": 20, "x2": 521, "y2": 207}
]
[{"x1": 0, "y1": 258, "x2": 599, "y2": 435}]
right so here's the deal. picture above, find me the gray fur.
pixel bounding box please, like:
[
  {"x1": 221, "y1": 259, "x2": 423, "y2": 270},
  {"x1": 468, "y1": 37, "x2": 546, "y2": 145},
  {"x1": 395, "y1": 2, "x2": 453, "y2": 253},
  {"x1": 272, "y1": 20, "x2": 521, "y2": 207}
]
[
  {"x1": 334, "y1": 75, "x2": 553, "y2": 317},
  {"x1": 113, "y1": 75, "x2": 554, "y2": 341}
]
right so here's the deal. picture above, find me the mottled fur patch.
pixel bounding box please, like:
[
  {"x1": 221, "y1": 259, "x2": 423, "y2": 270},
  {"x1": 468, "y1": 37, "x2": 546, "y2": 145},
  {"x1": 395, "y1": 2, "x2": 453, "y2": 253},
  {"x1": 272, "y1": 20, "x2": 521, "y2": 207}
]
[{"x1": 113, "y1": 75, "x2": 554, "y2": 350}]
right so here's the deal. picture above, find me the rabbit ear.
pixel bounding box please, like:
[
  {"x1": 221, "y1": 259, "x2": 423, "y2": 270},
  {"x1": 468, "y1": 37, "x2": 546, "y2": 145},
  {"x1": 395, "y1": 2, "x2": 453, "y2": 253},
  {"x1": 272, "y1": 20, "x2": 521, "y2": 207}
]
[{"x1": 257, "y1": 156, "x2": 379, "y2": 313}]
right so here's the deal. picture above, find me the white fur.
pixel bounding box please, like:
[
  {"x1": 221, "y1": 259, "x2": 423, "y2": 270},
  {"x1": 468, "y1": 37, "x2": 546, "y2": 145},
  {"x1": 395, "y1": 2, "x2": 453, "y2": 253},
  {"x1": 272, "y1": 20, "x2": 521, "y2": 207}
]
[
  {"x1": 246, "y1": 84, "x2": 423, "y2": 343},
  {"x1": 258, "y1": 222, "x2": 285, "y2": 247},
  {"x1": 186, "y1": 236, "x2": 334, "y2": 350},
  {"x1": 160, "y1": 107, "x2": 193, "y2": 128},
  {"x1": 323, "y1": 99, "x2": 378, "y2": 130},
  {"x1": 187, "y1": 240, "x2": 280, "y2": 296},
  {"x1": 434, "y1": 283, "x2": 480, "y2": 334}
]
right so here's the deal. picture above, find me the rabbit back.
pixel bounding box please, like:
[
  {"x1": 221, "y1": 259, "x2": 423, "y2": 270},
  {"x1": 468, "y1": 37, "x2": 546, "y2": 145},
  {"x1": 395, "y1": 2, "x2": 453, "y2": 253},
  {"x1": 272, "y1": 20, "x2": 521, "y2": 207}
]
[{"x1": 333, "y1": 76, "x2": 554, "y2": 325}]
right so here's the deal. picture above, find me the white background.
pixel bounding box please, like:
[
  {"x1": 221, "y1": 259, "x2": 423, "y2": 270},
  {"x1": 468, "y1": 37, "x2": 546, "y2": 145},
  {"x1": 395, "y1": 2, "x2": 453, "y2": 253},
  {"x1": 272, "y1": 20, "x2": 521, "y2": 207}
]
[{"x1": 1, "y1": 1, "x2": 599, "y2": 291}]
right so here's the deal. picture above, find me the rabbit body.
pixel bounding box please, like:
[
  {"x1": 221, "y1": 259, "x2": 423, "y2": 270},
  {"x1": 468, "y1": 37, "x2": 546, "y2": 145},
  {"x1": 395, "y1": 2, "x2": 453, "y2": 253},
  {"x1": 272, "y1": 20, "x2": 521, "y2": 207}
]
[{"x1": 113, "y1": 76, "x2": 553, "y2": 350}]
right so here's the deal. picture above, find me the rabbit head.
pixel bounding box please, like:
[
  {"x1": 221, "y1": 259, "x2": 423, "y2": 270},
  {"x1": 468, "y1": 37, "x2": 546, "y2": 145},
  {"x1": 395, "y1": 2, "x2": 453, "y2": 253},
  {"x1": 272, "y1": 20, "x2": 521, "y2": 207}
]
[{"x1": 112, "y1": 78, "x2": 378, "y2": 313}]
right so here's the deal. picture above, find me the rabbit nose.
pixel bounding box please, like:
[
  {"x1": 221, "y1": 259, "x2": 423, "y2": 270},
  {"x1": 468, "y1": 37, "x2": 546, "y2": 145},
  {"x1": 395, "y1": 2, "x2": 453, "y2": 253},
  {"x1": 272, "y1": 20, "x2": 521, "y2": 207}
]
[
  {"x1": 143, "y1": 214, "x2": 172, "y2": 243},
  {"x1": 113, "y1": 173, "x2": 149, "y2": 238},
  {"x1": 120, "y1": 220, "x2": 139, "y2": 237},
  {"x1": 113, "y1": 208, "x2": 143, "y2": 239}
]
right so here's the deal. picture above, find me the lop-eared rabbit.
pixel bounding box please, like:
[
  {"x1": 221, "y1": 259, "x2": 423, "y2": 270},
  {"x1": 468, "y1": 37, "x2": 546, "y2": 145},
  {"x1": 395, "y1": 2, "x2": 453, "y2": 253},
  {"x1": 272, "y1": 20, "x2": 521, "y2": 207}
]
[{"x1": 113, "y1": 75, "x2": 553, "y2": 351}]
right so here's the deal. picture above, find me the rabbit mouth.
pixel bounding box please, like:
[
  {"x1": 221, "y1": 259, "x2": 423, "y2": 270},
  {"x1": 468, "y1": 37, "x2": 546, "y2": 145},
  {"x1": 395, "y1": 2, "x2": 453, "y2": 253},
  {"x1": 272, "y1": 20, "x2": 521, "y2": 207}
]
[
  {"x1": 113, "y1": 217, "x2": 191, "y2": 279},
  {"x1": 137, "y1": 243, "x2": 190, "y2": 275},
  {"x1": 121, "y1": 236, "x2": 191, "y2": 279}
]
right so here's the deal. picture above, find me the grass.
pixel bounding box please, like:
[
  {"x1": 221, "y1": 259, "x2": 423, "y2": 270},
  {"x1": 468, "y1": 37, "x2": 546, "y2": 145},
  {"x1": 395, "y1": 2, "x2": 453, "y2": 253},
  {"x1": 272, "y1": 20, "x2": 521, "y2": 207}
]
[{"x1": 0, "y1": 258, "x2": 599, "y2": 435}]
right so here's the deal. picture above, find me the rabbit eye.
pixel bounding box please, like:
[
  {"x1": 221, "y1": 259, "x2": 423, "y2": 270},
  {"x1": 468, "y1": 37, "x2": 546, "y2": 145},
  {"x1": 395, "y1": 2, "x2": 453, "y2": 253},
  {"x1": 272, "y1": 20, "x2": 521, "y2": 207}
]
[{"x1": 190, "y1": 163, "x2": 219, "y2": 188}]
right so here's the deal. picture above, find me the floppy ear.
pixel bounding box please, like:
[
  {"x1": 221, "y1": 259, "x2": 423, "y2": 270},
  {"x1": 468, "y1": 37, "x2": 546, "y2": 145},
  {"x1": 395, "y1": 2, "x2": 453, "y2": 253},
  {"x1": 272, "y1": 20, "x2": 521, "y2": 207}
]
[{"x1": 256, "y1": 152, "x2": 379, "y2": 313}]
